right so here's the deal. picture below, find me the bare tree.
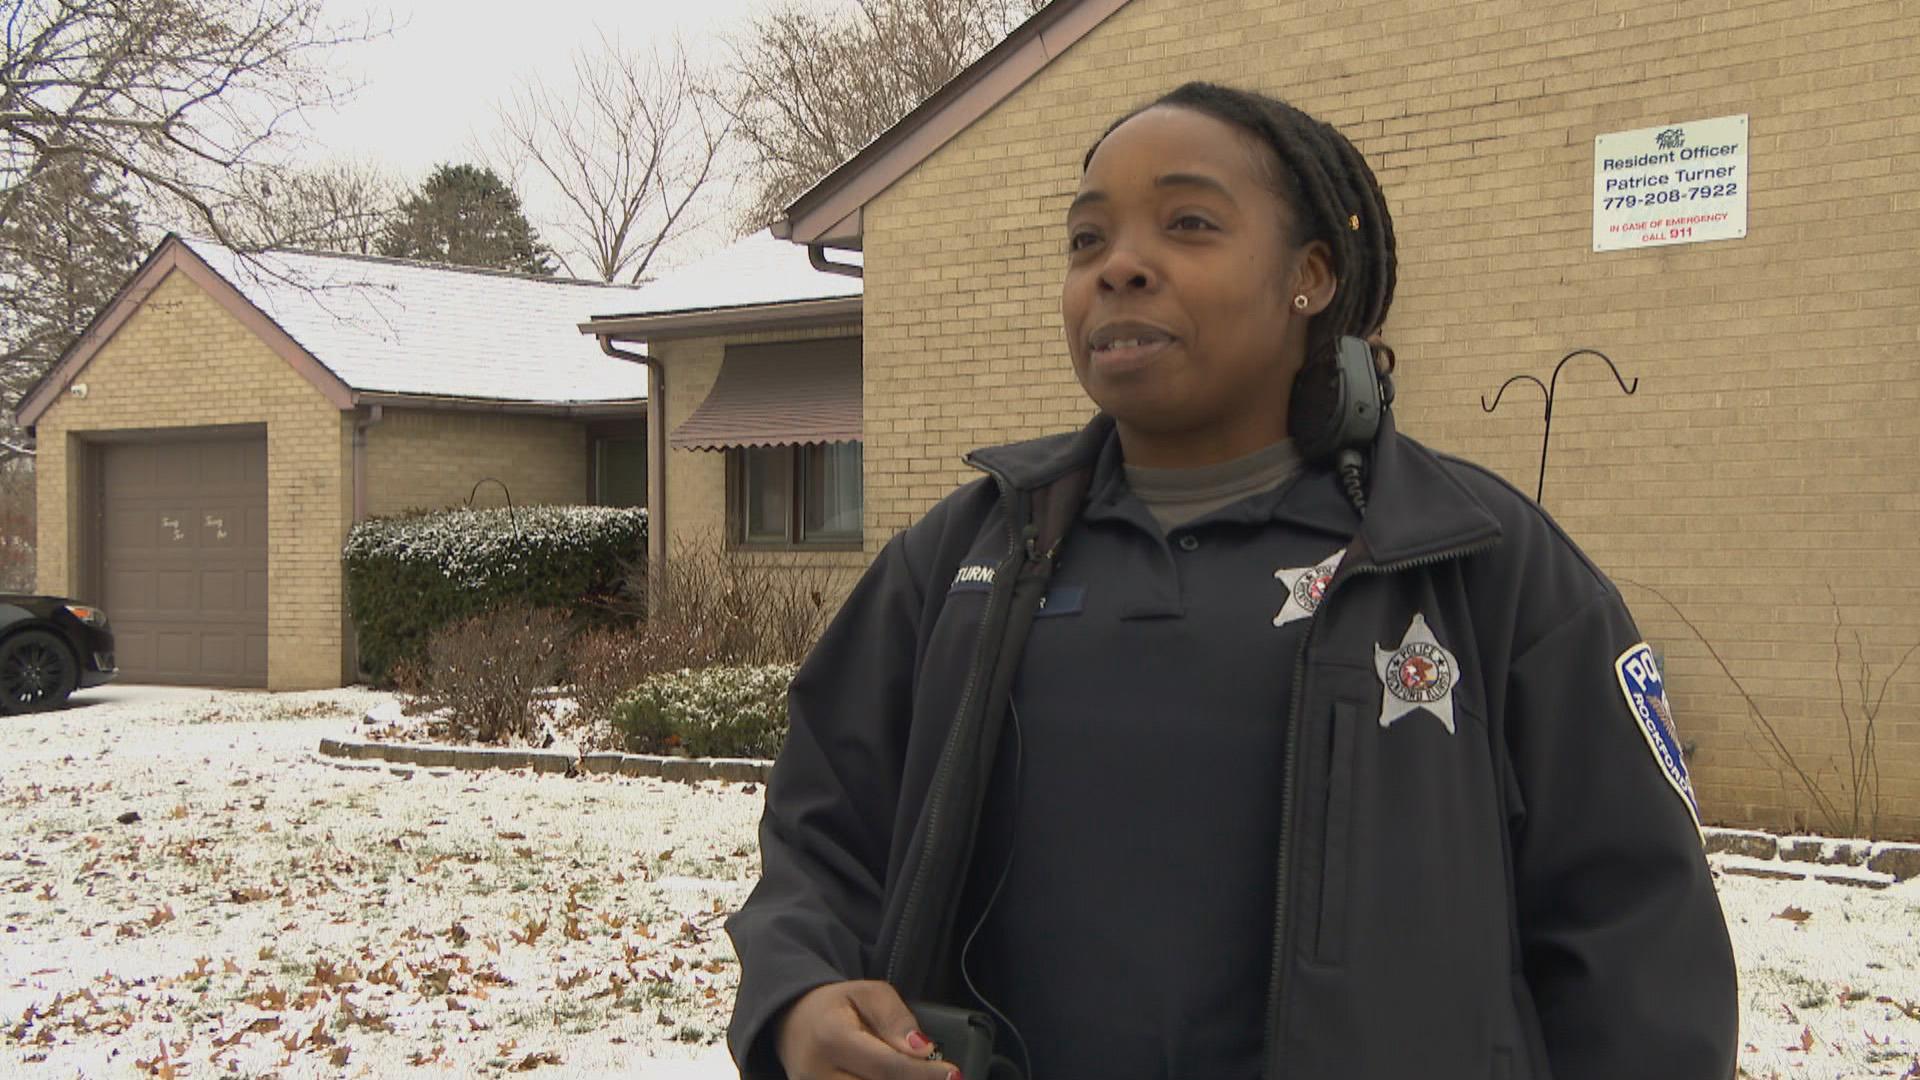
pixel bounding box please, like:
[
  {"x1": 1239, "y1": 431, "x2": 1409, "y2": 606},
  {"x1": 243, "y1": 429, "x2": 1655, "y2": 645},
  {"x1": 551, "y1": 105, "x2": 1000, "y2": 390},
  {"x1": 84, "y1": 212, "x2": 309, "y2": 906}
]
[
  {"x1": 240, "y1": 159, "x2": 402, "y2": 255},
  {"x1": 1, "y1": 0, "x2": 383, "y2": 249},
  {"x1": 488, "y1": 35, "x2": 733, "y2": 283},
  {"x1": 724, "y1": 0, "x2": 1043, "y2": 229}
]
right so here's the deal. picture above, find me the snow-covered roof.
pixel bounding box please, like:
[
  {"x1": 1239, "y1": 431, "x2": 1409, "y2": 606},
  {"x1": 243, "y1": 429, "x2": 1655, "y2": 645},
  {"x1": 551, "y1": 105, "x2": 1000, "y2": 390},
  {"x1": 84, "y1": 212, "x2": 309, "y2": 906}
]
[
  {"x1": 179, "y1": 237, "x2": 650, "y2": 404},
  {"x1": 600, "y1": 231, "x2": 861, "y2": 317}
]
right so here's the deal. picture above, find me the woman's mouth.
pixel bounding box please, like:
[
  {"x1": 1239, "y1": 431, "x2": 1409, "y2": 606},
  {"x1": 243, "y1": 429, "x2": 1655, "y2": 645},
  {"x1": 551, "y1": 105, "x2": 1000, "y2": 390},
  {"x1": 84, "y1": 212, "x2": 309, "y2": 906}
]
[{"x1": 1089, "y1": 328, "x2": 1177, "y2": 371}]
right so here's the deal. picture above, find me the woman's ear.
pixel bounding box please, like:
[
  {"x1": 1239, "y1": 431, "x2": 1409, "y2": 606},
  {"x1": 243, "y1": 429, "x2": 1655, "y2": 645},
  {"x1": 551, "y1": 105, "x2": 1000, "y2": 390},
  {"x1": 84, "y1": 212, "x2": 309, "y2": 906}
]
[{"x1": 1289, "y1": 240, "x2": 1337, "y2": 316}]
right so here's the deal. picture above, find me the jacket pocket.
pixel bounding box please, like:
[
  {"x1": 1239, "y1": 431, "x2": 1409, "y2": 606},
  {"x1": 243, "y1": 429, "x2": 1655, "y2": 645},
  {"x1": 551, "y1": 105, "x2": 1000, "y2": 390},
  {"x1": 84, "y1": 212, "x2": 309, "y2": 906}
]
[{"x1": 1313, "y1": 699, "x2": 1361, "y2": 965}]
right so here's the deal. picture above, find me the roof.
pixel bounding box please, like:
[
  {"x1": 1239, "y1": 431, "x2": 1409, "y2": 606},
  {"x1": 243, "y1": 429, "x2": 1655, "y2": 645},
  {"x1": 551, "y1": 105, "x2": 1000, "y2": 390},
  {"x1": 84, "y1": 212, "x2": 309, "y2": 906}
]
[
  {"x1": 582, "y1": 230, "x2": 862, "y2": 343},
  {"x1": 176, "y1": 237, "x2": 651, "y2": 404},
  {"x1": 774, "y1": 0, "x2": 1130, "y2": 248},
  {"x1": 599, "y1": 231, "x2": 861, "y2": 317}
]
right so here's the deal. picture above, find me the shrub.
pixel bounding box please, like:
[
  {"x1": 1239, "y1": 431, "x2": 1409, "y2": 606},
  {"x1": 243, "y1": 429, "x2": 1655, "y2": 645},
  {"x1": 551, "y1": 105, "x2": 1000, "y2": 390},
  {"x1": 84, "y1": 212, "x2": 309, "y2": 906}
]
[
  {"x1": 345, "y1": 505, "x2": 645, "y2": 682},
  {"x1": 567, "y1": 623, "x2": 648, "y2": 748},
  {"x1": 615, "y1": 539, "x2": 843, "y2": 669},
  {"x1": 565, "y1": 541, "x2": 843, "y2": 731},
  {"x1": 612, "y1": 663, "x2": 797, "y2": 759},
  {"x1": 398, "y1": 604, "x2": 567, "y2": 744}
]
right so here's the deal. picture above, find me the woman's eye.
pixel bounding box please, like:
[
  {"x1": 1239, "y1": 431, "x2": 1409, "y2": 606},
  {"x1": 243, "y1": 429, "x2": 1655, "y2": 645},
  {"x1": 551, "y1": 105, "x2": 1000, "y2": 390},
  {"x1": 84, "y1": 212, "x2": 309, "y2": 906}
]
[
  {"x1": 1067, "y1": 229, "x2": 1101, "y2": 252},
  {"x1": 1170, "y1": 214, "x2": 1216, "y2": 231}
]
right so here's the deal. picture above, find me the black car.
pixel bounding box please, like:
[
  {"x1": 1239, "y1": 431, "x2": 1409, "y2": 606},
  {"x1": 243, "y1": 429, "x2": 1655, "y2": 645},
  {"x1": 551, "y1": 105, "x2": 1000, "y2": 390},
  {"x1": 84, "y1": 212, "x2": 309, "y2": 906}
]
[{"x1": 0, "y1": 596, "x2": 116, "y2": 713}]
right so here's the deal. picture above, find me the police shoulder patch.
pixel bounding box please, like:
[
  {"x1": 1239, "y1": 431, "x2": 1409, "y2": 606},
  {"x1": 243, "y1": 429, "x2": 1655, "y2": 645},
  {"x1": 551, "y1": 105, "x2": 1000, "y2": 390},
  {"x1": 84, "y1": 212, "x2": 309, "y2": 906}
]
[{"x1": 1614, "y1": 642, "x2": 1701, "y2": 828}]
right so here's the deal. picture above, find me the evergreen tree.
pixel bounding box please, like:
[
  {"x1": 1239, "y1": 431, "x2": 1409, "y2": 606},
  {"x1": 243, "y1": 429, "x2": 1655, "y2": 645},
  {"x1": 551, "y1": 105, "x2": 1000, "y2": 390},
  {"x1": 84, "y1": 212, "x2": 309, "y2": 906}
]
[
  {"x1": 0, "y1": 158, "x2": 145, "y2": 412},
  {"x1": 377, "y1": 164, "x2": 557, "y2": 275}
]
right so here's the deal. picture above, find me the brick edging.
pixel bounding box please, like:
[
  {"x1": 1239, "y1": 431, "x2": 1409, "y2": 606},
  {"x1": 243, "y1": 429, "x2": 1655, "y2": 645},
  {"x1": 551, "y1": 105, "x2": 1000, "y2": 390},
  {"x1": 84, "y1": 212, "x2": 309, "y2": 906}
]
[
  {"x1": 1702, "y1": 826, "x2": 1920, "y2": 883},
  {"x1": 315, "y1": 737, "x2": 772, "y2": 784}
]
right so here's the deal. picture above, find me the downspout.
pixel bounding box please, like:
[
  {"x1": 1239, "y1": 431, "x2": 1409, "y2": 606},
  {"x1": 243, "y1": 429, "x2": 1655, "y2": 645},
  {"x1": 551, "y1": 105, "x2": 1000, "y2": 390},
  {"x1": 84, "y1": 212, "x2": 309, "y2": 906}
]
[
  {"x1": 348, "y1": 403, "x2": 383, "y2": 683},
  {"x1": 598, "y1": 337, "x2": 666, "y2": 590},
  {"x1": 807, "y1": 243, "x2": 864, "y2": 280}
]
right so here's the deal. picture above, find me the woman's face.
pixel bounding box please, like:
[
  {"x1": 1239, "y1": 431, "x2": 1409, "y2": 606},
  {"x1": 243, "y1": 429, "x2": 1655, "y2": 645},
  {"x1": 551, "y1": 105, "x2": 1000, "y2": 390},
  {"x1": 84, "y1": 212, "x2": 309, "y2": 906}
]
[{"x1": 1062, "y1": 105, "x2": 1331, "y2": 467}]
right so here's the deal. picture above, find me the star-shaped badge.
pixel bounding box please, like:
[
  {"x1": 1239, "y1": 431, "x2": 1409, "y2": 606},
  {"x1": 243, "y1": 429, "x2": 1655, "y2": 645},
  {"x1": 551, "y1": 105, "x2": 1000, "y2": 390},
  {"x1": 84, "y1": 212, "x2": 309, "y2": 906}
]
[
  {"x1": 1273, "y1": 548, "x2": 1345, "y2": 627},
  {"x1": 1373, "y1": 612, "x2": 1458, "y2": 734}
]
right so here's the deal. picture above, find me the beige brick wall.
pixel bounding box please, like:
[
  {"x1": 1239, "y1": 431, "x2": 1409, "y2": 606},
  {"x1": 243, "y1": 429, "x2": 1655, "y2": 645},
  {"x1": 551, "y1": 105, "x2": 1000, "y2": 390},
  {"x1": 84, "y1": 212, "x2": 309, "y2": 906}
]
[
  {"x1": 363, "y1": 408, "x2": 588, "y2": 517},
  {"x1": 652, "y1": 327, "x2": 870, "y2": 603},
  {"x1": 860, "y1": 0, "x2": 1920, "y2": 836},
  {"x1": 33, "y1": 268, "x2": 352, "y2": 690}
]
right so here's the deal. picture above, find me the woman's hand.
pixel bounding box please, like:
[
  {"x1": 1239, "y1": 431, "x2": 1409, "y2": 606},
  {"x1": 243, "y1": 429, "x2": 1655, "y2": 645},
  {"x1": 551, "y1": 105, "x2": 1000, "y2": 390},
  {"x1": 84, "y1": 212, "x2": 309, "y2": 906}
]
[{"x1": 775, "y1": 980, "x2": 963, "y2": 1080}]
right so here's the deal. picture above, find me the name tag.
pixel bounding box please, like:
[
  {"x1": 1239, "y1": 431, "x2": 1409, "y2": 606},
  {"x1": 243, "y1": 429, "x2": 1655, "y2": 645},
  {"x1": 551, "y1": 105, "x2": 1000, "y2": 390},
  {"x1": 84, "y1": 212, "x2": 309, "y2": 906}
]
[
  {"x1": 1035, "y1": 585, "x2": 1084, "y2": 618},
  {"x1": 949, "y1": 562, "x2": 997, "y2": 593}
]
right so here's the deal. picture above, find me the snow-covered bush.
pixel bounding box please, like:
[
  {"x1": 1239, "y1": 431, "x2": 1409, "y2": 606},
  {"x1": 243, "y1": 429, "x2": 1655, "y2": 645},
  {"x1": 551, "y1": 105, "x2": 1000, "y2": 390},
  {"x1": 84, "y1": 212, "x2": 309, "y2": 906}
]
[
  {"x1": 612, "y1": 663, "x2": 797, "y2": 759},
  {"x1": 343, "y1": 505, "x2": 645, "y2": 682}
]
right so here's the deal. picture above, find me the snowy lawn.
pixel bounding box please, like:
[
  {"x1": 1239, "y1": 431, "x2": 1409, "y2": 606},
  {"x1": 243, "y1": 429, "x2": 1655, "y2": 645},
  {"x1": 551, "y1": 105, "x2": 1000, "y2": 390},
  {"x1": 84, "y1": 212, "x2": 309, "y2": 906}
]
[{"x1": 0, "y1": 686, "x2": 1916, "y2": 1079}]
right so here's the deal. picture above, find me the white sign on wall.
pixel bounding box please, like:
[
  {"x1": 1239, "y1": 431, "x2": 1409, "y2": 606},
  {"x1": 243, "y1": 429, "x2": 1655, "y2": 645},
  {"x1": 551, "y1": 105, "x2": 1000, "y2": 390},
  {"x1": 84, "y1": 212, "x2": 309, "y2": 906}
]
[{"x1": 1593, "y1": 114, "x2": 1748, "y2": 252}]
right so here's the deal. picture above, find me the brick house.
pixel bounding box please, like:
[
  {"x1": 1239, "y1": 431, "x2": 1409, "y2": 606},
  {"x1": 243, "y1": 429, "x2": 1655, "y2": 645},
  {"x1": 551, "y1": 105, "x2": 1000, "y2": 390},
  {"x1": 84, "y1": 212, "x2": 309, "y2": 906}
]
[
  {"x1": 588, "y1": 0, "x2": 1920, "y2": 836},
  {"x1": 18, "y1": 235, "x2": 652, "y2": 690}
]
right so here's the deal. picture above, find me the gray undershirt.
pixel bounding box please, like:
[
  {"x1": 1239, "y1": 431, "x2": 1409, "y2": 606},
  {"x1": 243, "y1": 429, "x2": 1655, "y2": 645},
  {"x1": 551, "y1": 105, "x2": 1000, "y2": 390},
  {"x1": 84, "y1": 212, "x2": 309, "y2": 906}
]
[{"x1": 1124, "y1": 438, "x2": 1306, "y2": 532}]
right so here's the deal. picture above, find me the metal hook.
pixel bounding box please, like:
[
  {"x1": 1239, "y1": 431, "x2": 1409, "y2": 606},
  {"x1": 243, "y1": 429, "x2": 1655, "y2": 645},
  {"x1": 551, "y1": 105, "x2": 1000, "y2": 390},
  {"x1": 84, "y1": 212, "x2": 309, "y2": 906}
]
[
  {"x1": 465, "y1": 478, "x2": 518, "y2": 540},
  {"x1": 1481, "y1": 349, "x2": 1638, "y2": 503}
]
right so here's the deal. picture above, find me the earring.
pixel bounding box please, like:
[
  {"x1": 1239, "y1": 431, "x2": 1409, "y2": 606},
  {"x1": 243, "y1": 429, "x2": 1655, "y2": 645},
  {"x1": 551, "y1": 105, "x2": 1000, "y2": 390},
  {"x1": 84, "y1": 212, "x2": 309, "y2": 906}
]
[{"x1": 1293, "y1": 295, "x2": 1309, "y2": 310}]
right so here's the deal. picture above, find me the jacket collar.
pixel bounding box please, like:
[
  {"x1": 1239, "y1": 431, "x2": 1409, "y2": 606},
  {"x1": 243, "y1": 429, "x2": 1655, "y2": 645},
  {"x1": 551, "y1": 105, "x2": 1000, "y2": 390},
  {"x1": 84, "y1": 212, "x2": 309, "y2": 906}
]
[
  {"x1": 965, "y1": 409, "x2": 1503, "y2": 565},
  {"x1": 1354, "y1": 410, "x2": 1503, "y2": 568}
]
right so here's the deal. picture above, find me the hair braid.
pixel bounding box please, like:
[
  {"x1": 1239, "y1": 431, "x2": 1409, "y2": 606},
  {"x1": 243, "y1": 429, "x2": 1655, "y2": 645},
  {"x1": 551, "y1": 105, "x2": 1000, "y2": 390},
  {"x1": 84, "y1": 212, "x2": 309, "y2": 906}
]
[{"x1": 1087, "y1": 82, "x2": 1398, "y2": 368}]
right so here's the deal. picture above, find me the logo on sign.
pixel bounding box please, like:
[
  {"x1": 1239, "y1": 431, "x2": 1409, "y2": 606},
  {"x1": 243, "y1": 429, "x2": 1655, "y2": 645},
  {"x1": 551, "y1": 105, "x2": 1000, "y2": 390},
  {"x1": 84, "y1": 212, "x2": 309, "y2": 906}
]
[{"x1": 1656, "y1": 127, "x2": 1685, "y2": 149}]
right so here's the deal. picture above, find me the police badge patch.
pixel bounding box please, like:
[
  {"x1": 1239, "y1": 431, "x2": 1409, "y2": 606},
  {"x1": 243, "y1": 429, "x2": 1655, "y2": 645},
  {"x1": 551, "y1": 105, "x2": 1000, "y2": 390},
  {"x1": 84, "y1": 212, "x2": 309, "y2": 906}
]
[
  {"x1": 1374, "y1": 612, "x2": 1458, "y2": 734},
  {"x1": 1614, "y1": 642, "x2": 1702, "y2": 827},
  {"x1": 1273, "y1": 549, "x2": 1345, "y2": 627}
]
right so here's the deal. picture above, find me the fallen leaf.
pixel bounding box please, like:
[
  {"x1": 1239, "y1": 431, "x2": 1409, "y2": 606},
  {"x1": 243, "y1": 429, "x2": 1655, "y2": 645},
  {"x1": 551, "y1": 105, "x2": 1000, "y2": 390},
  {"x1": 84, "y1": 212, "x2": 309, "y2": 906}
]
[
  {"x1": 497, "y1": 830, "x2": 527, "y2": 841},
  {"x1": 510, "y1": 1050, "x2": 564, "y2": 1071},
  {"x1": 116, "y1": 811, "x2": 141, "y2": 825},
  {"x1": 1773, "y1": 905, "x2": 1812, "y2": 924}
]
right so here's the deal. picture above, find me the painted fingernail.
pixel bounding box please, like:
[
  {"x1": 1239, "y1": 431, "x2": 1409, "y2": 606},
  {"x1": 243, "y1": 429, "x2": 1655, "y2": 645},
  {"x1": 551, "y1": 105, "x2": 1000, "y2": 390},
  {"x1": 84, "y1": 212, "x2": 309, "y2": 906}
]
[{"x1": 907, "y1": 1030, "x2": 933, "y2": 1052}]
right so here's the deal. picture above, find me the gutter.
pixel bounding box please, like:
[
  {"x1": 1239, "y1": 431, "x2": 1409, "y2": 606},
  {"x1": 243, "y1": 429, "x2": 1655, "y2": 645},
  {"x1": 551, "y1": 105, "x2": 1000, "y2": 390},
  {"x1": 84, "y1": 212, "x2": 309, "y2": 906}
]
[
  {"x1": 579, "y1": 296, "x2": 862, "y2": 342},
  {"x1": 597, "y1": 338, "x2": 667, "y2": 589},
  {"x1": 349, "y1": 390, "x2": 646, "y2": 420}
]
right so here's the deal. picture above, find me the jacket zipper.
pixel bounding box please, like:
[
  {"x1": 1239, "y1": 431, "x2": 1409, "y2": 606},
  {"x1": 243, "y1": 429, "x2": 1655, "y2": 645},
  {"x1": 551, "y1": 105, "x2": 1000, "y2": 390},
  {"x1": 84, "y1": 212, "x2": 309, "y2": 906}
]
[
  {"x1": 885, "y1": 461, "x2": 1031, "y2": 987},
  {"x1": 1263, "y1": 537, "x2": 1500, "y2": 1078}
]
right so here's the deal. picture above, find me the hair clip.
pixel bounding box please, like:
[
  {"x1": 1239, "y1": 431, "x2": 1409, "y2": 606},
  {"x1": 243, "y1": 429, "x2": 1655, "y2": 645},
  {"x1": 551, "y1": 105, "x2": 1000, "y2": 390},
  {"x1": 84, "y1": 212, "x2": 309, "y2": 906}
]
[{"x1": 1348, "y1": 214, "x2": 1361, "y2": 231}]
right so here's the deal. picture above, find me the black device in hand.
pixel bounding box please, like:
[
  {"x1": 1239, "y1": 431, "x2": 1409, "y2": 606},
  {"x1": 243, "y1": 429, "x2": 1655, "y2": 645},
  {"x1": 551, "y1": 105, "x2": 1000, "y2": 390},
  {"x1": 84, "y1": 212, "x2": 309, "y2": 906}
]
[{"x1": 911, "y1": 1002, "x2": 1019, "y2": 1079}]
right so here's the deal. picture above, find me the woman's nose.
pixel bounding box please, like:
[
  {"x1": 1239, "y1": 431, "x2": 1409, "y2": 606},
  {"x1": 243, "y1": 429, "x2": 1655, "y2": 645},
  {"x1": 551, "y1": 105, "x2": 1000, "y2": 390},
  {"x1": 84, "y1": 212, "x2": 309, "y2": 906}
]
[{"x1": 1097, "y1": 241, "x2": 1156, "y2": 292}]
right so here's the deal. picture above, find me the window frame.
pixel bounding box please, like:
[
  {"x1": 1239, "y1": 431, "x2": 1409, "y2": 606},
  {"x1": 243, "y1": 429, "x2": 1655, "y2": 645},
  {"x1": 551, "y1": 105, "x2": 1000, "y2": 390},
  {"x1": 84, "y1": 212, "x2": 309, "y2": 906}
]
[{"x1": 727, "y1": 441, "x2": 863, "y2": 551}]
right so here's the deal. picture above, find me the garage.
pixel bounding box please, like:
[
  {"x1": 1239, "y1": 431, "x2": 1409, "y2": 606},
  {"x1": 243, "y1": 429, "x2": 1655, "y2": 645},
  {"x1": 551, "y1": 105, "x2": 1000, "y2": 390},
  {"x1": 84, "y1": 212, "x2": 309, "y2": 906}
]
[{"x1": 96, "y1": 433, "x2": 269, "y2": 687}]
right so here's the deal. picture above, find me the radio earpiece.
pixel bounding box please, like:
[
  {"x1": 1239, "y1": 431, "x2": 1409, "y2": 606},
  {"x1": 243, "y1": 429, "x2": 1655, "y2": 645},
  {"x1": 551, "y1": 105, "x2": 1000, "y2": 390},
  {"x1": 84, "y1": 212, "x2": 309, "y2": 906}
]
[{"x1": 1288, "y1": 334, "x2": 1387, "y2": 511}]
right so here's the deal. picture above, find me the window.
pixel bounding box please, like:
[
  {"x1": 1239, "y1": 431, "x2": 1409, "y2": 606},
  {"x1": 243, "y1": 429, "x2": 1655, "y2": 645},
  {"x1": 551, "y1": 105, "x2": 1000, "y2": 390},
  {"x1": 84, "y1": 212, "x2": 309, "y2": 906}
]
[
  {"x1": 732, "y1": 442, "x2": 862, "y2": 547},
  {"x1": 590, "y1": 424, "x2": 647, "y2": 508}
]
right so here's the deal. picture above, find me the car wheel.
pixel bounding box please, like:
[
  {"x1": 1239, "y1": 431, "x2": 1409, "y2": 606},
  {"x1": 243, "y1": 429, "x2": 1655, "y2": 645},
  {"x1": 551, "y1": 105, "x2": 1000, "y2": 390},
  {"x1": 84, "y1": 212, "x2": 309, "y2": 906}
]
[{"x1": 0, "y1": 629, "x2": 79, "y2": 714}]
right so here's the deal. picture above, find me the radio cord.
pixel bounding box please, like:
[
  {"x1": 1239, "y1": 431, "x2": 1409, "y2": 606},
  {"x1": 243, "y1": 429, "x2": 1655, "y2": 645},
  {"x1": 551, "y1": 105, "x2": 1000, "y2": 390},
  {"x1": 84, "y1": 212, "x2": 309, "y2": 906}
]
[
  {"x1": 1335, "y1": 448, "x2": 1368, "y2": 514},
  {"x1": 959, "y1": 698, "x2": 1036, "y2": 1080}
]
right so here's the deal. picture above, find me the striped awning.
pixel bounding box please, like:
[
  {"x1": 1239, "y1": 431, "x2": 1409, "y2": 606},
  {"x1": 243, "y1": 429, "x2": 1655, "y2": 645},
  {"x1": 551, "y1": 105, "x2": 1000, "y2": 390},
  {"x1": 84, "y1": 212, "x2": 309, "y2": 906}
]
[{"x1": 670, "y1": 337, "x2": 861, "y2": 450}]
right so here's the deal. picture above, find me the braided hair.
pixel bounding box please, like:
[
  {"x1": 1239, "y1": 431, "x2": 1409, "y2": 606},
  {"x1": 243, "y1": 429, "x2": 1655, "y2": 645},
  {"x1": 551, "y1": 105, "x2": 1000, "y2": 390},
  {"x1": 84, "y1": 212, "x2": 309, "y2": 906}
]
[{"x1": 1085, "y1": 82, "x2": 1398, "y2": 374}]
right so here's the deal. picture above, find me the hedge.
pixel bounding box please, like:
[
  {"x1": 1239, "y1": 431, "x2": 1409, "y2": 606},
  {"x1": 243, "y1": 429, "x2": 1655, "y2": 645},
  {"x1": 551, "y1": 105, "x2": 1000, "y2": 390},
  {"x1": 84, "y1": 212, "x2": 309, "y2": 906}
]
[
  {"x1": 612, "y1": 663, "x2": 797, "y2": 759},
  {"x1": 344, "y1": 505, "x2": 646, "y2": 681}
]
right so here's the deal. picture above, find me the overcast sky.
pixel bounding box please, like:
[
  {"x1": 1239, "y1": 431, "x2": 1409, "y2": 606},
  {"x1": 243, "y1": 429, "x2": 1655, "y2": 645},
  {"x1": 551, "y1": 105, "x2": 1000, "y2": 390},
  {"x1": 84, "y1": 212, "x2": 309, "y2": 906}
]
[
  {"x1": 301, "y1": 0, "x2": 843, "y2": 180},
  {"x1": 288, "y1": 0, "x2": 848, "y2": 272}
]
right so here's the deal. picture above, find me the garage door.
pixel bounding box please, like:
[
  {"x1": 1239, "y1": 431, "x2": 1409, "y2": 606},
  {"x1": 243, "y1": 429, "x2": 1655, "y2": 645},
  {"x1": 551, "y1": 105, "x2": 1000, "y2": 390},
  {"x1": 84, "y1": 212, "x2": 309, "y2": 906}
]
[{"x1": 99, "y1": 437, "x2": 269, "y2": 686}]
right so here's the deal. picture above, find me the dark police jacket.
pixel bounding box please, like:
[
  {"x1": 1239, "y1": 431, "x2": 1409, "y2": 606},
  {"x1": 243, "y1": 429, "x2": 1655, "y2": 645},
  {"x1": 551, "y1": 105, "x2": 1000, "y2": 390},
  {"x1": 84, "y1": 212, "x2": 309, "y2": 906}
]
[{"x1": 726, "y1": 412, "x2": 1739, "y2": 1080}]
